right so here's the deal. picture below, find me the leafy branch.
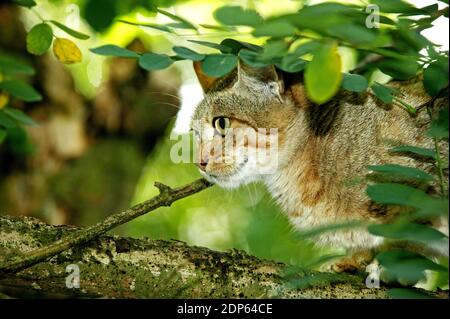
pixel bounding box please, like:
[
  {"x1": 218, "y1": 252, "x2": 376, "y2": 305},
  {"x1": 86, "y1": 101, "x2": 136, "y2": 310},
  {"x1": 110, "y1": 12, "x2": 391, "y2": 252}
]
[
  {"x1": 1, "y1": 0, "x2": 91, "y2": 147},
  {"x1": 24, "y1": 5, "x2": 90, "y2": 63},
  {"x1": 364, "y1": 102, "x2": 449, "y2": 294},
  {"x1": 428, "y1": 104, "x2": 449, "y2": 196},
  {"x1": 7, "y1": 0, "x2": 449, "y2": 111},
  {"x1": 86, "y1": 1, "x2": 448, "y2": 107}
]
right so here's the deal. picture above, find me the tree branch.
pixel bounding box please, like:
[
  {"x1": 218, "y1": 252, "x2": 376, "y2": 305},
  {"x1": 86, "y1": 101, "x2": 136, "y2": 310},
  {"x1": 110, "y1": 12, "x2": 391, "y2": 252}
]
[
  {"x1": 0, "y1": 178, "x2": 212, "y2": 276},
  {"x1": 1, "y1": 215, "x2": 447, "y2": 298},
  {"x1": 0, "y1": 215, "x2": 396, "y2": 298},
  {"x1": 0, "y1": 179, "x2": 447, "y2": 299}
]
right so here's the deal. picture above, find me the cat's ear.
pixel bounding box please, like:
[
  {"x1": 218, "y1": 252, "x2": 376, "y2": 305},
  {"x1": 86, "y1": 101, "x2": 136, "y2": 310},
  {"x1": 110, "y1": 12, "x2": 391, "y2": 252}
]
[
  {"x1": 193, "y1": 61, "x2": 220, "y2": 93},
  {"x1": 235, "y1": 59, "x2": 284, "y2": 101}
]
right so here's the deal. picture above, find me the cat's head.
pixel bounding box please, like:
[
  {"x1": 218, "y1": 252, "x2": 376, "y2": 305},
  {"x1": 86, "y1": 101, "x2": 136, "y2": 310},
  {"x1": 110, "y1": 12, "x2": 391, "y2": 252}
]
[{"x1": 190, "y1": 60, "x2": 301, "y2": 189}]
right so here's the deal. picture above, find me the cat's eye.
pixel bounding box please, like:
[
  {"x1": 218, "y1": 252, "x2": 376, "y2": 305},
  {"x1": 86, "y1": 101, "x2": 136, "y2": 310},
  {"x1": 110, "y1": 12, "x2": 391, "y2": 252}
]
[{"x1": 213, "y1": 117, "x2": 230, "y2": 136}]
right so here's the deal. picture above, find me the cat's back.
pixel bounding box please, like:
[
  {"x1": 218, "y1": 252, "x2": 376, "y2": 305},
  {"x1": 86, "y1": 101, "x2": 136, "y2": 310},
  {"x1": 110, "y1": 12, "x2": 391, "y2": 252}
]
[{"x1": 312, "y1": 78, "x2": 437, "y2": 177}]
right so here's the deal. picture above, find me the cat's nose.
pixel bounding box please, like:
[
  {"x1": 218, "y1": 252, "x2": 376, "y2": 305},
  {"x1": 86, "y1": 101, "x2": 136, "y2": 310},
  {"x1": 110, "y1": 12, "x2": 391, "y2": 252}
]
[{"x1": 197, "y1": 159, "x2": 208, "y2": 171}]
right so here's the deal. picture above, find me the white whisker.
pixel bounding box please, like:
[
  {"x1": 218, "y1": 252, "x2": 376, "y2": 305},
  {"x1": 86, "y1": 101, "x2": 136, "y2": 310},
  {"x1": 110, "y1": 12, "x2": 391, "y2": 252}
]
[
  {"x1": 145, "y1": 91, "x2": 181, "y2": 101},
  {"x1": 148, "y1": 101, "x2": 181, "y2": 110}
]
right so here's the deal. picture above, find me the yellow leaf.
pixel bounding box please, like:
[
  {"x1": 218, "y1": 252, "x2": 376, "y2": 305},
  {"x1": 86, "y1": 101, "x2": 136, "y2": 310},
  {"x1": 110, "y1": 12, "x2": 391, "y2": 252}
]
[
  {"x1": 52, "y1": 38, "x2": 82, "y2": 64},
  {"x1": 0, "y1": 92, "x2": 9, "y2": 109}
]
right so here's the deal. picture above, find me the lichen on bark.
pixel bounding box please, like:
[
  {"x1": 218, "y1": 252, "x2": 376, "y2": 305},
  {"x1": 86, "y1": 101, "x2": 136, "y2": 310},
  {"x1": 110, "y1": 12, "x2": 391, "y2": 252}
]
[{"x1": 0, "y1": 215, "x2": 404, "y2": 299}]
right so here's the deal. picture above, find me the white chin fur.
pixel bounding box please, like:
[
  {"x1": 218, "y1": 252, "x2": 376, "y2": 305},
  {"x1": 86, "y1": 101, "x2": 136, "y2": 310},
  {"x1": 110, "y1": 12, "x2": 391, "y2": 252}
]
[{"x1": 200, "y1": 163, "x2": 261, "y2": 189}]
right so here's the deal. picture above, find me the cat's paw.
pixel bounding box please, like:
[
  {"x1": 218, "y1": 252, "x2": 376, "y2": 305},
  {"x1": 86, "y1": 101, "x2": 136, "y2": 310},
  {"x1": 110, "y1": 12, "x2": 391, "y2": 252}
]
[
  {"x1": 321, "y1": 258, "x2": 363, "y2": 273},
  {"x1": 320, "y1": 250, "x2": 374, "y2": 273}
]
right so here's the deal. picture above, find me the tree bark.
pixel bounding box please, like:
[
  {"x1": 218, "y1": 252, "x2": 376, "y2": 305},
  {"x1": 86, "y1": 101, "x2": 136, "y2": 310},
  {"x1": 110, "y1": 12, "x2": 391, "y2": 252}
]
[{"x1": 1, "y1": 215, "x2": 447, "y2": 299}]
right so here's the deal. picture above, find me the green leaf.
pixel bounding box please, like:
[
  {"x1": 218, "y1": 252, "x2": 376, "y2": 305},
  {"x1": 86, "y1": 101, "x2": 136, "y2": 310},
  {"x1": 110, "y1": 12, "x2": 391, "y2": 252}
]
[
  {"x1": 292, "y1": 41, "x2": 321, "y2": 57},
  {"x1": 49, "y1": 20, "x2": 90, "y2": 40},
  {"x1": 377, "y1": 250, "x2": 447, "y2": 285},
  {"x1": 163, "y1": 22, "x2": 188, "y2": 30},
  {"x1": 156, "y1": 8, "x2": 197, "y2": 30},
  {"x1": 429, "y1": 45, "x2": 447, "y2": 58},
  {"x1": 4, "y1": 126, "x2": 34, "y2": 155},
  {"x1": 12, "y1": 0, "x2": 36, "y2": 8},
  {"x1": 165, "y1": 22, "x2": 185, "y2": 29},
  {"x1": 214, "y1": 6, "x2": 263, "y2": 26},
  {"x1": 370, "y1": 0, "x2": 423, "y2": 14},
  {"x1": 327, "y1": 24, "x2": 378, "y2": 45},
  {"x1": 395, "y1": 98, "x2": 417, "y2": 116},
  {"x1": 90, "y1": 45, "x2": 140, "y2": 58},
  {"x1": 294, "y1": 220, "x2": 366, "y2": 240},
  {"x1": 258, "y1": 40, "x2": 288, "y2": 62},
  {"x1": 238, "y1": 49, "x2": 270, "y2": 68},
  {"x1": 220, "y1": 39, "x2": 262, "y2": 54},
  {"x1": 390, "y1": 145, "x2": 436, "y2": 160},
  {"x1": 366, "y1": 183, "x2": 448, "y2": 217},
  {"x1": 169, "y1": 56, "x2": 185, "y2": 62},
  {"x1": 388, "y1": 288, "x2": 437, "y2": 299},
  {"x1": 419, "y1": 4, "x2": 439, "y2": 15},
  {"x1": 423, "y1": 59, "x2": 449, "y2": 97},
  {"x1": 379, "y1": 59, "x2": 418, "y2": 80},
  {"x1": 0, "y1": 127, "x2": 6, "y2": 144},
  {"x1": 282, "y1": 3, "x2": 359, "y2": 34},
  {"x1": 138, "y1": 53, "x2": 173, "y2": 71},
  {"x1": 396, "y1": 22, "x2": 432, "y2": 51},
  {"x1": 367, "y1": 164, "x2": 434, "y2": 182},
  {"x1": 201, "y1": 54, "x2": 238, "y2": 77},
  {"x1": 371, "y1": 82, "x2": 398, "y2": 104},
  {"x1": 304, "y1": 42, "x2": 342, "y2": 104},
  {"x1": 26, "y1": 23, "x2": 53, "y2": 55},
  {"x1": 117, "y1": 20, "x2": 173, "y2": 34},
  {"x1": 341, "y1": 73, "x2": 368, "y2": 92},
  {"x1": 0, "y1": 112, "x2": 17, "y2": 129},
  {"x1": 0, "y1": 80, "x2": 42, "y2": 102},
  {"x1": 2, "y1": 107, "x2": 37, "y2": 126},
  {"x1": 252, "y1": 21, "x2": 296, "y2": 37},
  {"x1": 428, "y1": 107, "x2": 449, "y2": 140},
  {"x1": 395, "y1": 4, "x2": 437, "y2": 16},
  {"x1": 368, "y1": 222, "x2": 447, "y2": 244},
  {"x1": 172, "y1": 46, "x2": 204, "y2": 61},
  {"x1": 83, "y1": 0, "x2": 117, "y2": 32},
  {"x1": 188, "y1": 40, "x2": 232, "y2": 53},
  {"x1": 0, "y1": 56, "x2": 34, "y2": 75},
  {"x1": 276, "y1": 54, "x2": 307, "y2": 73},
  {"x1": 199, "y1": 24, "x2": 236, "y2": 32}
]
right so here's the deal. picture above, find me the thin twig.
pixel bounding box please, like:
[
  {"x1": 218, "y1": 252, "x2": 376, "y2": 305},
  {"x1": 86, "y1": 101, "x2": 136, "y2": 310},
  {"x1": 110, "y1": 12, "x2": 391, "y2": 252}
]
[
  {"x1": 351, "y1": 53, "x2": 383, "y2": 75},
  {"x1": 433, "y1": 136, "x2": 446, "y2": 196},
  {"x1": 0, "y1": 178, "x2": 212, "y2": 276},
  {"x1": 30, "y1": 8, "x2": 45, "y2": 22},
  {"x1": 425, "y1": 95, "x2": 447, "y2": 197}
]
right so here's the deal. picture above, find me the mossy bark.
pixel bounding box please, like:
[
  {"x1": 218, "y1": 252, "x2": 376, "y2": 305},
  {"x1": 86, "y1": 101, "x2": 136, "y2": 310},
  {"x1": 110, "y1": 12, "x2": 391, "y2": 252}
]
[{"x1": 2, "y1": 215, "x2": 442, "y2": 299}]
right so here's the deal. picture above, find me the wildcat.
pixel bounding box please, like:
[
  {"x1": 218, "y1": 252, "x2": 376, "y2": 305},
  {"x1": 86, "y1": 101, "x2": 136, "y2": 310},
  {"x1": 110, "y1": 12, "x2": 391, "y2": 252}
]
[{"x1": 189, "y1": 59, "x2": 448, "y2": 272}]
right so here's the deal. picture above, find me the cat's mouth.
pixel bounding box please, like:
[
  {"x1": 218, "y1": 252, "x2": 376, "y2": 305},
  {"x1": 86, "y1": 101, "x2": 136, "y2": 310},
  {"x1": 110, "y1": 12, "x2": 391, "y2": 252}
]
[{"x1": 200, "y1": 158, "x2": 249, "y2": 188}]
